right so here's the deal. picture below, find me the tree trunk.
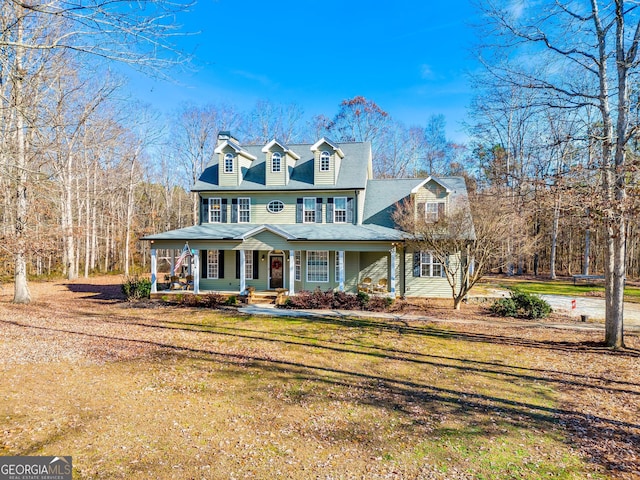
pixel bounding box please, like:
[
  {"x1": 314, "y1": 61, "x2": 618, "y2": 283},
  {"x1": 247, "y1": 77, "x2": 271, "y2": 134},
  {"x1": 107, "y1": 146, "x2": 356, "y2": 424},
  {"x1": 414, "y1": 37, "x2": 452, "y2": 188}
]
[{"x1": 12, "y1": 11, "x2": 31, "y2": 304}]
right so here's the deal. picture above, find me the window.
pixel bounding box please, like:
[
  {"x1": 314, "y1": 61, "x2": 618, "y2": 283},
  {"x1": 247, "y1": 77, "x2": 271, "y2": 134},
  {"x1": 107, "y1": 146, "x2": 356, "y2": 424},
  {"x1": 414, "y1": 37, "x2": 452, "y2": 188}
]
[
  {"x1": 303, "y1": 197, "x2": 316, "y2": 223},
  {"x1": 307, "y1": 250, "x2": 329, "y2": 282},
  {"x1": 334, "y1": 197, "x2": 347, "y2": 223},
  {"x1": 207, "y1": 250, "x2": 219, "y2": 279},
  {"x1": 209, "y1": 198, "x2": 222, "y2": 223},
  {"x1": 271, "y1": 152, "x2": 282, "y2": 173},
  {"x1": 245, "y1": 250, "x2": 253, "y2": 280},
  {"x1": 420, "y1": 251, "x2": 443, "y2": 277},
  {"x1": 335, "y1": 252, "x2": 344, "y2": 282},
  {"x1": 224, "y1": 153, "x2": 234, "y2": 173},
  {"x1": 267, "y1": 200, "x2": 284, "y2": 214},
  {"x1": 320, "y1": 151, "x2": 330, "y2": 171},
  {"x1": 295, "y1": 251, "x2": 301, "y2": 281},
  {"x1": 425, "y1": 202, "x2": 445, "y2": 222},
  {"x1": 238, "y1": 197, "x2": 250, "y2": 223}
]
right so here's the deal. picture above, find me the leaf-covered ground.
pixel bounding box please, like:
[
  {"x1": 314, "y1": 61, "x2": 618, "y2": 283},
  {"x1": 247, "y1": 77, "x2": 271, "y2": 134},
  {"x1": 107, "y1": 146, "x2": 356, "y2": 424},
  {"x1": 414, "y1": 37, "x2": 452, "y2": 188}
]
[{"x1": 0, "y1": 277, "x2": 638, "y2": 479}]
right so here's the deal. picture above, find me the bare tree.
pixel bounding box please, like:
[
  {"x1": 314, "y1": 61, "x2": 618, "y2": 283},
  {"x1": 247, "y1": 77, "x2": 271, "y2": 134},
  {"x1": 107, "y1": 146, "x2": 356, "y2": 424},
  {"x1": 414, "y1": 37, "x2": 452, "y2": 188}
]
[
  {"x1": 476, "y1": 0, "x2": 640, "y2": 347},
  {"x1": 393, "y1": 192, "x2": 516, "y2": 309},
  {"x1": 0, "y1": 0, "x2": 191, "y2": 302}
]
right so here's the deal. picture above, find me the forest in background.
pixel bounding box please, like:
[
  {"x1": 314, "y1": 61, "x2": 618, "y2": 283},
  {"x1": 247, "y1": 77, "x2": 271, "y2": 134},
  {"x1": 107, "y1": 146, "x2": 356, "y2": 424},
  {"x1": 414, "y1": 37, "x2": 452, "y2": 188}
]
[{"x1": 2, "y1": 0, "x2": 639, "y2": 327}]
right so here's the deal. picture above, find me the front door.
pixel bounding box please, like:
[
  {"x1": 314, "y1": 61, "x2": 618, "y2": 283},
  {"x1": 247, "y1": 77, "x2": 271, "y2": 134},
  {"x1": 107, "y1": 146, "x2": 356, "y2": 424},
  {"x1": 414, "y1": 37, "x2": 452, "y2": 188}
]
[{"x1": 269, "y1": 255, "x2": 284, "y2": 289}]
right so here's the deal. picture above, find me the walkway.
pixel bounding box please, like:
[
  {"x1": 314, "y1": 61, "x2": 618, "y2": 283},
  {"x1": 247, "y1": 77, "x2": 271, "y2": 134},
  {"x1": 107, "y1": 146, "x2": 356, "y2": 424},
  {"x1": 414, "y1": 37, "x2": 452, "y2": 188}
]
[{"x1": 239, "y1": 302, "x2": 640, "y2": 334}]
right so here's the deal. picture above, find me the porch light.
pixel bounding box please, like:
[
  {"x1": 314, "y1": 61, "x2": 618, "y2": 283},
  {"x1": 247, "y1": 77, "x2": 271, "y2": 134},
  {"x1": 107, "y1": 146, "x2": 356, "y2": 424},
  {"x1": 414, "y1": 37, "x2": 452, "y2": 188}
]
[{"x1": 261, "y1": 255, "x2": 265, "y2": 261}]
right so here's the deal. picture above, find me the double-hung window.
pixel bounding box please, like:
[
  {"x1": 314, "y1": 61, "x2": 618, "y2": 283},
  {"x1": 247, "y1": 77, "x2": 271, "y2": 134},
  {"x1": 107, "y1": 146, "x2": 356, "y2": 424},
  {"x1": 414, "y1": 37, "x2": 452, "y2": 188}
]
[
  {"x1": 224, "y1": 153, "x2": 234, "y2": 174},
  {"x1": 420, "y1": 251, "x2": 443, "y2": 277},
  {"x1": 207, "y1": 250, "x2": 219, "y2": 279},
  {"x1": 238, "y1": 197, "x2": 250, "y2": 223},
  {"x1": 245, "y1": 250, "x2": 253, "y2": 280},
  {"x1": 303, "y1": 197, "x2": 316, "y2": 223},
  {"x1": 320, "y1": 151, "x2": 330, "y2": 171},
  {"x1": 295, "y1": 251, "x2": 301, "y2": 281},
  {"x1": 271, "y1": 152, "x2": 282, "y2": 173},
  {"x1": 425, "y1": 202, "x2": 445, "y2": 222},
  {"x1": 334, "y1": 197, "x2": 347, "y2": 223},
  {"x1": 209, "y1": 198, "x2": 222, "y2": 223},
  {"x1": 307, "y1": 251, "x2": 329, "y2": 282}
]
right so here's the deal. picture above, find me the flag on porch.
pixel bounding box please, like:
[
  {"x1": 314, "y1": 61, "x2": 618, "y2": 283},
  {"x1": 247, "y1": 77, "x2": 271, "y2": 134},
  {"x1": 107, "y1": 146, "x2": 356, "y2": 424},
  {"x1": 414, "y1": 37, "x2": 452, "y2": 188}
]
[{"x1": 173, "y1": 244, "x2": 192, "y2": 274}]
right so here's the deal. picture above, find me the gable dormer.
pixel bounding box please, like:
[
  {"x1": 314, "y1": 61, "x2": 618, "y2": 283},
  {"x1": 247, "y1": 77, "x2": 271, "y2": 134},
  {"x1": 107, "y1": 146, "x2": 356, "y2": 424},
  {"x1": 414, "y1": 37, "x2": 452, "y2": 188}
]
[
  {"x1": 261, "y1": 139, "x2": 300, "y2": 186},
  {"x1": 214, "y1": 133, "x2": 257, "y2": 187},
  {"x1": 411, "y1": 177, "x2": 452, "y2": 222},
  {"x1": 310, "y1": 137, "x2": 344, "y2": 185}
]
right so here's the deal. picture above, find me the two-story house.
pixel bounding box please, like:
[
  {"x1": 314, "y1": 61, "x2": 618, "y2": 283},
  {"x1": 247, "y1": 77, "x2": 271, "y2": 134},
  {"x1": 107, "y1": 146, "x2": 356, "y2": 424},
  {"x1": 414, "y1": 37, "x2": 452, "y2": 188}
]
[{"x1": 143, "y1": 132, "x2": 472, "y2": 299}]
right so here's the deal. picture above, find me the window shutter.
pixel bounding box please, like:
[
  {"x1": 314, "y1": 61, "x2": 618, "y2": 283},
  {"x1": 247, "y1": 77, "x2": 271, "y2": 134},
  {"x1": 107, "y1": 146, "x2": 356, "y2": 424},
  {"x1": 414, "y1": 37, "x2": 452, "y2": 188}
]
[
  {"x1": 218, "y1": 250, "x2": 225, "y2": 278},
  {"x1": 221, "y1": 199, "x2": 228, "y2": 223},
  {"x1": 326, "y1": 198, "x2": 334, "y2": 223},
  {"x1": 417, "y1": 202, "x2": 425, "y2": 221},
  {"x1": 253, "y1": 250, "x2": 260, "y2": 279},
  {"x1": 231, "y1": 198, "x2": 238, "y2": 223},
  {"x1": 235, "y1": 250, "x2": 240, "y2": 279},
  {"x1": 200, "y1": 250, "x2": 207, "y2": 279},
  {"x1": 347, "y1": 197, "x2": 354, "y2": 224},
  {"x1": 201, "y1": 197, "x2": 209, "y2": 224},
  {"x1": 438, "y1": 202, "x2": 445, "y2": 220},
  {"x1": 316, "y1": 198, "x2": 322, "y2": 223},
  {"x1": 296, "y1": 198, "x2": 303, "y2": 223},
  {"x1": 413, "y1": 252, "x2": 421, "y2": 277}
]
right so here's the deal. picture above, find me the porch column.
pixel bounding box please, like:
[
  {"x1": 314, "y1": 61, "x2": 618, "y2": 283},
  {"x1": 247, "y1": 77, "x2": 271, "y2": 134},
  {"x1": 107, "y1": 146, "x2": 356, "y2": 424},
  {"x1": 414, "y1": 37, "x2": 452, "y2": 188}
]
[
  {"x1": 338, "y1": 250, "x2": 345, "y2": 292},
  {"x1": 193, "y1": 250, "x2": 200, "y2": 294},
  {"x1": 150, "y1": 248, "x2": 157, "y2": 293},
  {"x1": 390, "y1": 245, "x2": 396, "y2": 297},
  {"x1": 170, "y1": 249, "x2": 175, "y2": 275},
  {"x1": 239, "y1": 249, "x2": 246, "y2": 293},
  {"x1": 289, "y1": 250, "x2": 295, "y2": 295}
]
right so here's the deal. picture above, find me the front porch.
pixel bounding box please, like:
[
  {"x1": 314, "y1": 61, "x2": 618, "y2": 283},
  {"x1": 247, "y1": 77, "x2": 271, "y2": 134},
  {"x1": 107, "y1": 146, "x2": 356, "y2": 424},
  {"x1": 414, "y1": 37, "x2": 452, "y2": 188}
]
[{"x1": 148, "y1": 245, "x2": 401, "y2": 298}]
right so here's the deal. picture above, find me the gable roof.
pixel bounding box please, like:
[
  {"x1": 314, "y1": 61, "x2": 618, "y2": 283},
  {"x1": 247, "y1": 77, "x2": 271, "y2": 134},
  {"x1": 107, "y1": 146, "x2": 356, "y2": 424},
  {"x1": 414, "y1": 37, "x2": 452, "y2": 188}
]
[
  {"x1": 213, "y1": 138, "x2": 257, "y2": 160},
  {"x1": 193, "y1": 141, "x2": 371, "y2": 192},
  {"x1": 310, "y1": 137, "x2": 345, "y2": 158},
  {"x1": 363, "y1": 176, "x2": 471, "y2": 229},
  {"x1": 261, "y1": 139, "x2": 301, "y2": 160}
]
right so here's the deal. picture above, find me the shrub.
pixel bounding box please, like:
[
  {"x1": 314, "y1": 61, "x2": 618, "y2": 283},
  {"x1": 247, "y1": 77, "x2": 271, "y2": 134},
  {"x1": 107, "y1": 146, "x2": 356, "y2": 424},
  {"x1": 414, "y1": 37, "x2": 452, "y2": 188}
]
[
  {"x1": 511, "y1": 290, "x2": 552, "y2": 319},
  {"x1": 490, "y1": 297, "x2": 518, "y2": 317},
  {"x1": 281, "y1": 289, "x2": 395, "y2": 312},
  {"x1": 180, "y1": 294, "x2": 201, "y2": 307},
  {"x1": 225, "y1": 295, "x2": 237, "y2": 306},
  {"x1": 201, "y1": 293, "x2": 226, "y2": 308},
  {"x1": 490, "y1": 289, "x2": 551, "y2": 319},
  {"x1": 333, "y1": 291, "x2": 362, "y2": 310},
  {"x1": 367, "y1": 295, "x2": 394, "y2": 312},
  {"x1": 122, "y1": 276, "x2": 151, "y2": 300}
]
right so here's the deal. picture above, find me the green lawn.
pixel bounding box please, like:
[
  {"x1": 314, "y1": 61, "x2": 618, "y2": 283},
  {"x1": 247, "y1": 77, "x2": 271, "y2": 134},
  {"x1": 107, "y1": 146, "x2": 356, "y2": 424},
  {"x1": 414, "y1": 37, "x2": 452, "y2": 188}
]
[
  {"x1": 482, "y1": 277, "x2": 640, "y2": 302},
  {"x1": 0, "y1": 302, "x2": 613, "y2": 479}
]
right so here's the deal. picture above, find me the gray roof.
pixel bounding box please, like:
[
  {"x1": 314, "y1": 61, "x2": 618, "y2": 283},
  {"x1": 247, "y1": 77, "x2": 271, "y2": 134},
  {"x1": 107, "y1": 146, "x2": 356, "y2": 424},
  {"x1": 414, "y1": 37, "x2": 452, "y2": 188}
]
[
  {"x1": 192, "y1": 141, "x2": 371, "y2": 192},
  {"x1": 143, "y1": 223, "x2": 406, "y2": 242},
  {"x1": 363, "y1": 176, "x2": 473, "y2": 229}
]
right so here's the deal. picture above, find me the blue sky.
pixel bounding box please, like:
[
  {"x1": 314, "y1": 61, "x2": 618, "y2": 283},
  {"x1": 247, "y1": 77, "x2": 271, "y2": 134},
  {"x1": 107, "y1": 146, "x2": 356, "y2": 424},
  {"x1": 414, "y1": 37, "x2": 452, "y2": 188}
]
[{"x1": 128, "y1": 0, "x2": 480, "y2": 142}]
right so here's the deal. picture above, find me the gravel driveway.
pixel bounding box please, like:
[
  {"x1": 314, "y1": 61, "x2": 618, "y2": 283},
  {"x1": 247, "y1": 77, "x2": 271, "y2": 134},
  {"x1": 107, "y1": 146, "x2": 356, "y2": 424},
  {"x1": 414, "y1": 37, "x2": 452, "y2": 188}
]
[{"x1": 540, "y1": 294, "x2": 640, "y2": 327}]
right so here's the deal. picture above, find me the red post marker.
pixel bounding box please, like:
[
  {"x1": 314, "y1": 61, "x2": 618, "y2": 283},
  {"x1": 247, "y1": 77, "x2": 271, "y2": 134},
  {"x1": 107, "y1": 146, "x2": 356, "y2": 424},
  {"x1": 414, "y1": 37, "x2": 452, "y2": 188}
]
[{"x1": 571, "y1": 299, "x2": 577, "y2": 310}]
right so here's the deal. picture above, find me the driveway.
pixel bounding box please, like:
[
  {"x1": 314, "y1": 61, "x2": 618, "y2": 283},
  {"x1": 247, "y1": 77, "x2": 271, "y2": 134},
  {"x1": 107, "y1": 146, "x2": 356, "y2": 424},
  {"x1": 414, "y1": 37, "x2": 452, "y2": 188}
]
[{"x1": 540, "y1": 294, "x2": 640, "y2": 327}]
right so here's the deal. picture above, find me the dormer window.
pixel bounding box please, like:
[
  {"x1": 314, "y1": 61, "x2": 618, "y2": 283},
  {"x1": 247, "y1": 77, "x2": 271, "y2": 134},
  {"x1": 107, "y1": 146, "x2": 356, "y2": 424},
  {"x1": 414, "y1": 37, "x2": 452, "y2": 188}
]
[
  {"x1": 224, "y1": 153, "x2": 234, "y2": 173},
  {"x1": 320, "y1": 151, "x2": 330, "y2": 171},
  {"x1": 271, "y1": 152, "x2": 282, "y2": 173}
]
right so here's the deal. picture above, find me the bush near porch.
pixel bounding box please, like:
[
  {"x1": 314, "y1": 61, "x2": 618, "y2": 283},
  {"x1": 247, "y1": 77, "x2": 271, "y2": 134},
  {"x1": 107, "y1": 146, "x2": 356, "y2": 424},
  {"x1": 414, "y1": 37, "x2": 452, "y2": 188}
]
[{"x1": 281, "y1": 289, "x2": 395, "y2": 312}]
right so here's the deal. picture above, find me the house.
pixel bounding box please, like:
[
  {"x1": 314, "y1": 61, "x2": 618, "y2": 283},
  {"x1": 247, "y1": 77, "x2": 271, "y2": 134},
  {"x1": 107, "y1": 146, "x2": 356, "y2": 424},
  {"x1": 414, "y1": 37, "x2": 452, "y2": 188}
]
[{"x1": 143, "y1": 132, "x2": 472, "y2": 299}]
